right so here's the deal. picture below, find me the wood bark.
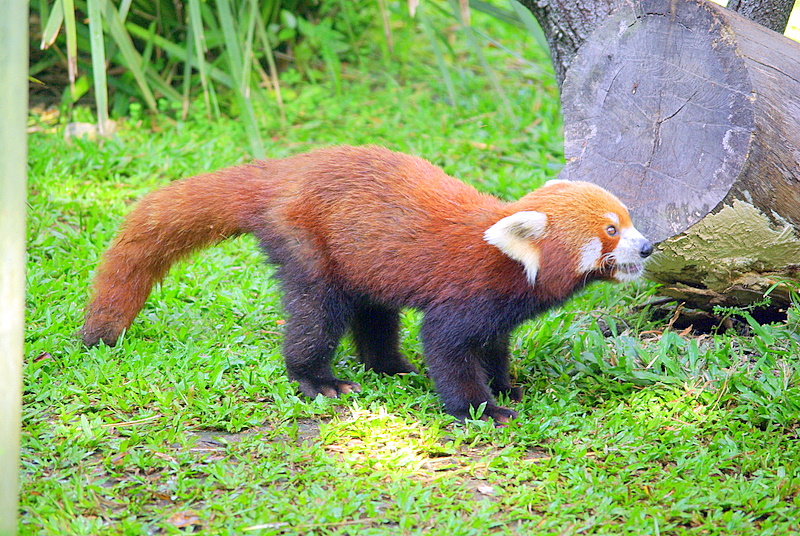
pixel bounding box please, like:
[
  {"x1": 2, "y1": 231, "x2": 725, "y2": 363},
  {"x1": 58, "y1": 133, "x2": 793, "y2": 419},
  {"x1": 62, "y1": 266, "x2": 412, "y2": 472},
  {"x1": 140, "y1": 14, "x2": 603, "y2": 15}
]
[
  {"x1": 515, "y1": 0, "x2": 629, "y2": 88},
  {"x1": 556, "y1": 0, "x2": 800, "y2": 311},
  {"x1": 727, "y1": 0, "x2": 795, "y2": 33}
]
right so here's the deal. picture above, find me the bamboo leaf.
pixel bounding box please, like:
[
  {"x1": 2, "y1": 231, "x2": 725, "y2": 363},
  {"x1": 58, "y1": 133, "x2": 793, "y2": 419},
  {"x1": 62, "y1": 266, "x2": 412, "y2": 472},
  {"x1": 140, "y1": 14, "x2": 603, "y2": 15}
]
[
  {"x1": 62, "y1": 0, "x2": 78, "y2": 91},
  {"x1": 216, "y1": 0, "x2": 244, "y2": 76},
  {"x1": 216, "y1": 0, "x2": 264, "y2": 157},
  {"x1": 140, "y1": 21, "x2": 157, "y2": 73},
  {"x1": 507, "y1": 0, "x2": 549, "y2": 53},
  {"x1": 40, "y1": 0, "x2": 64, "y2": 49},
  {"x1": 87, "y1": 0, "x2": 110, "y2": 135},
  {"x1": 181, "y1": 14, "x2": 196, "y2": 119},
  {"x1": 95, "y1": 0, "x2": 158, "y2": 111},
  {"x1": 125, "y1": 22, "x2": 233, "y2": 88},
  {"x1": 448, "y1": 0, "x2": 519, "y2": 126},
  {"x1": 254, "y1": 4, "x2": 286, "y2": 125},
  {"x1": 118, "y1": 0, "x2": 133, "y2": 20},
  {"x1": 186, "y1": 0, "x2": 217, "y2": 118},
  {"x1": 376, "y1": 0, "x2": 394, "y2": 59},
  {"x1": 468, "y1": 0, "x2": 523, "y2": 28},
  {"x1": 243, "y1": 0, "x2": 259, "y2": 94}
]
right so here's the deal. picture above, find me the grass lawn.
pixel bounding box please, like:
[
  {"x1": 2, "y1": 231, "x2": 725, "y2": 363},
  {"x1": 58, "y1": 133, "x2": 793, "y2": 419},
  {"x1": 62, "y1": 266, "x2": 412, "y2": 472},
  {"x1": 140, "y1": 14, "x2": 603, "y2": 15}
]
[{"x1": 23, "y1": 8, "x2": 800, "y2": 536}]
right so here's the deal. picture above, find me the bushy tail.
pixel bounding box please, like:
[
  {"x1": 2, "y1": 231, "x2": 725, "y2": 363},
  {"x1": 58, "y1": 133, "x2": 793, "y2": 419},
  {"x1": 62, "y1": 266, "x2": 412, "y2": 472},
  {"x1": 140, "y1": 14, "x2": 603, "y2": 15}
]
[{"x1": 82, "y1": 163, "x2": 272, "y2": 346}]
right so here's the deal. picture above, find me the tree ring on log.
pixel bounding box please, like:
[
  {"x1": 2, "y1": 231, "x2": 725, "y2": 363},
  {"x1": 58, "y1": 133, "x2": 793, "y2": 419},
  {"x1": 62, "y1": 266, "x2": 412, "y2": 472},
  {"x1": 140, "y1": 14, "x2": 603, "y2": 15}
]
[{"x1": 559, "y1": 0, "x2": 755, "y2": 243}]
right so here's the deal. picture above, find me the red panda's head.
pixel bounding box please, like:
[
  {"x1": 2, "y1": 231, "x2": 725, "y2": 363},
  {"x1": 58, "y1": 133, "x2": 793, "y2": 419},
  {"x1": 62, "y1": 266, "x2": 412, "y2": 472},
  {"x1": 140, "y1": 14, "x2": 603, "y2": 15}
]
[{"x1": 484, "y1": 180, "x2": 652, "y2": 286}]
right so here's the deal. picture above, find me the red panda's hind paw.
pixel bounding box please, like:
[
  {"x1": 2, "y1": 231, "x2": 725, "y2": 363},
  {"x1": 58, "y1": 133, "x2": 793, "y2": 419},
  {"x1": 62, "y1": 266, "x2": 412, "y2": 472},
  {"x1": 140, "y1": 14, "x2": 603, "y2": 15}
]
[
  {"x1": 483, "y1": 405, "x2": 518, "y2": 425},
  {"x1": 452, "y1": 403, "x2": 518, "y2": 424},
  {"x1": 296, "y1": 378, "x2": 362, "y2": 399}
]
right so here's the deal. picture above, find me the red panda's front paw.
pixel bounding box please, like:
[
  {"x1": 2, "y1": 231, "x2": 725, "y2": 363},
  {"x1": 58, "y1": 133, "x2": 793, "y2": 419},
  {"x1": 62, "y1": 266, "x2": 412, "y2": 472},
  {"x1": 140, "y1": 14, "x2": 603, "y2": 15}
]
[
  {"x1": 493, "y1": 385, "x2": 523, "y2": 402},
  {"x1": 368, "y1": 357, "x2": 418, "y2": 375},
  {"x1": 507, "y1": 387, "x2": 524, "y2": 402},
  {"x1": 296, "y1": 378, "x2": 362, "y2": 399}
]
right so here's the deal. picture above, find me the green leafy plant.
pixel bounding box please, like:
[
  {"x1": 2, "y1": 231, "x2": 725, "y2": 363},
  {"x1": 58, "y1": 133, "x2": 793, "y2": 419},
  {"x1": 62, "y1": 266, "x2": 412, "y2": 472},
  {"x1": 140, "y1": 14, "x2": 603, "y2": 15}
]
[
  {"x1": 32, "y1": 0, "x2": 554, "y2": 158},
  {"x1": 33, "y1": 0, "x2": 334, "y2": 156}
]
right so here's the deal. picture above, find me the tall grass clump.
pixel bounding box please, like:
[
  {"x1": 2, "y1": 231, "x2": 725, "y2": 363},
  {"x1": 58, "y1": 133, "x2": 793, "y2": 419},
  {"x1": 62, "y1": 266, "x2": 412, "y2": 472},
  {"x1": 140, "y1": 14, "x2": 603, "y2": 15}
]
[{"x1": 30, "y1": 0, "x2": 553, "y2": 157}]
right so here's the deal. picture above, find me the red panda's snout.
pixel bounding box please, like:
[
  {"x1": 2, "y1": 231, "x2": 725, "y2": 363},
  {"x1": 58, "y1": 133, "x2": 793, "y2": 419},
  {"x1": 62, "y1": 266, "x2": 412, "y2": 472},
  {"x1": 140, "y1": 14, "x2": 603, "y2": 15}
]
[
  {"x1": 604, "y1": 225, "x2": 653, "y2": 282},
  {"x1": 576, "y1": 208, "x2": 652, "y2": 283},
  {"x1": 574, "y1": 219, "x2": 652, "y2": 283}
]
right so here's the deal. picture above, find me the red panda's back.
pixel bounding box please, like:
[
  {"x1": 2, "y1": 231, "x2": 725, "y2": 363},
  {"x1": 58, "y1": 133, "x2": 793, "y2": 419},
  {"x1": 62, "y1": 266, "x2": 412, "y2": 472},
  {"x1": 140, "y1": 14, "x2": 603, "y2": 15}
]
[{"x1": 268, "y1": 146, "x2": 505, "y2": 303}]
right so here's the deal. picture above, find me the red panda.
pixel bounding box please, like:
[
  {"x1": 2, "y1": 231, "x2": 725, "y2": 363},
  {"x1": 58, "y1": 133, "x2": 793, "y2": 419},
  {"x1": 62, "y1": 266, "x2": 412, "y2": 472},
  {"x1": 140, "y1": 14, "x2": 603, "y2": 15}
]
[{"x1": 82, "y1": 145, "x2": 652, "y2": 422}]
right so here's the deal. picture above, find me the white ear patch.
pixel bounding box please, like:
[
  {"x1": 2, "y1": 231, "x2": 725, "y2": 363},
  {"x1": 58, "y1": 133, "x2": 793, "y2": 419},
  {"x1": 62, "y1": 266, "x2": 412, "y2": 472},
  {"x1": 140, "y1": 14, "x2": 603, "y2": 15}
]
[{"x1": 484, "y1": 211, "x2": 548, "y2": 286}]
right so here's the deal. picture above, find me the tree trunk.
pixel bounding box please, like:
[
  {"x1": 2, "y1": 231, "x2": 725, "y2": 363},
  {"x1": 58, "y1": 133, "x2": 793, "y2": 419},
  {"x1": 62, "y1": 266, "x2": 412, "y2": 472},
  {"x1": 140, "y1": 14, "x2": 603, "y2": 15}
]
[
  {"x1": 727, "y1": 0, "x2": 795, "y2": 33},
  {"x1": 515, "y1": 0, "x2": 630, "y2": 88},
  {"x1": 556, "y1": 0, "x2": 800, "y2": 311}
]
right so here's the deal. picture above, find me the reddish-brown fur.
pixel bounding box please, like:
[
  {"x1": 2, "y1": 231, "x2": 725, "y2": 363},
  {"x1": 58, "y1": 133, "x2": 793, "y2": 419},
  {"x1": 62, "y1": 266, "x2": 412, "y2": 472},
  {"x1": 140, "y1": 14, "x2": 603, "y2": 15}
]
[{"x1": 83, "y1": 145, "x2": 648, "y2": 422}]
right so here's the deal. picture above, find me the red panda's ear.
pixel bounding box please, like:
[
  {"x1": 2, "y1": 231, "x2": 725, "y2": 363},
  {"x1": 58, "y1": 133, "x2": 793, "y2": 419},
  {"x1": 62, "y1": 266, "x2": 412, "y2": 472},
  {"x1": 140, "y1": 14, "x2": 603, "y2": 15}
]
[
  {"x1": 484, "y1": 211, "x2": 547, "y2": 286},
  {"x1": 543, "y1": 179, "x2": 570, "y2": 187},
  {"x1": 484, "y1": 211, "x2": 547, "y2": 245}
]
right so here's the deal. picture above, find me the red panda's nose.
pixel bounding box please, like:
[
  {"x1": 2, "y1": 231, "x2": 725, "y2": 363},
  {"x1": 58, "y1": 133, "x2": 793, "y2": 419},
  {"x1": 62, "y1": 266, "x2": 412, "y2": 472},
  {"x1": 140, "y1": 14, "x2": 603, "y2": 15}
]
[{"x1": 640, "y1": 241, "x2": 654, "y2": 259}]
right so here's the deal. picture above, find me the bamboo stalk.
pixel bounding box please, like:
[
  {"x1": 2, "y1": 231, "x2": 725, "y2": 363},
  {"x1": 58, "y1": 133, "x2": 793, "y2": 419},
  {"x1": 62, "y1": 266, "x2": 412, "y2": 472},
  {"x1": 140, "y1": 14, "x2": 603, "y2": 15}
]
[
  {"x1": 0, "y1": 0, "x2": 28, "y2": 533},
  {"x1": 87, "y1": 0, "x2": 110, "y2": 135}
]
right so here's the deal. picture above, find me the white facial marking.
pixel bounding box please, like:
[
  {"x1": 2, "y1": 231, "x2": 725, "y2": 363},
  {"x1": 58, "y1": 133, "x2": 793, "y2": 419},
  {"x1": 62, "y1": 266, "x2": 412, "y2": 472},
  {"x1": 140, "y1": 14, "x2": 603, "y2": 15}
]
[
  {"x1": 609, "y1": 226, "x2": 649, "y2": 282},
  {"x1": 578, "y1": 237, "x2": 602, "y2": 272},
  {"x1": 484, "y1": 211, "x2": 548, "y2": 286},
  {"x1": 605, "y1": 212, "x2": 620, "y2": 225}
]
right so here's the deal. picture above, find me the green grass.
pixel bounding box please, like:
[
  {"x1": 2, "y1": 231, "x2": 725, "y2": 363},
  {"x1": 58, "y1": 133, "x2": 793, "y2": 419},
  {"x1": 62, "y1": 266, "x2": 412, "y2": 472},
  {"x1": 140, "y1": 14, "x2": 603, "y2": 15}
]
[{"x1": 22, "y1": 9, "x2": 800, "y2": 536}]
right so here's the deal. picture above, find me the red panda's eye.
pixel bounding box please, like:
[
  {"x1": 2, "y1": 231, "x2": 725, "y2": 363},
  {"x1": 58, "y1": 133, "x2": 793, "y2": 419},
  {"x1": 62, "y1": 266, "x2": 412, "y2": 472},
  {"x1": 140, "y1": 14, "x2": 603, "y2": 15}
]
[{"x1": 606, "y1": 225, "x2": 618, "y2": 237}]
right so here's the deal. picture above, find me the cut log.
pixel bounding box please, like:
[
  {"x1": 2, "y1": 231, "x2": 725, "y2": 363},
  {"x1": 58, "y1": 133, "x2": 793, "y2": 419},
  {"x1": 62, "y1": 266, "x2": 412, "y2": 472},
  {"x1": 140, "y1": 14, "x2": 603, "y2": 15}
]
[
  {"x1": 557, "y1": 0, "x2": 800, "y2": 311},
  {"x1": 515, "y1": 0, "x2": 796, "y2": 88}
]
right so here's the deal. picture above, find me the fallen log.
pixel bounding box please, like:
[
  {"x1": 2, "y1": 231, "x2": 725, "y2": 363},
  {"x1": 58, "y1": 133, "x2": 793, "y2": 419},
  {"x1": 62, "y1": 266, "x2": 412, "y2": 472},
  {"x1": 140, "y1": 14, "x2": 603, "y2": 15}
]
[{"x1": 557, "y1": 0, "x2": 800, "y2": 312}]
